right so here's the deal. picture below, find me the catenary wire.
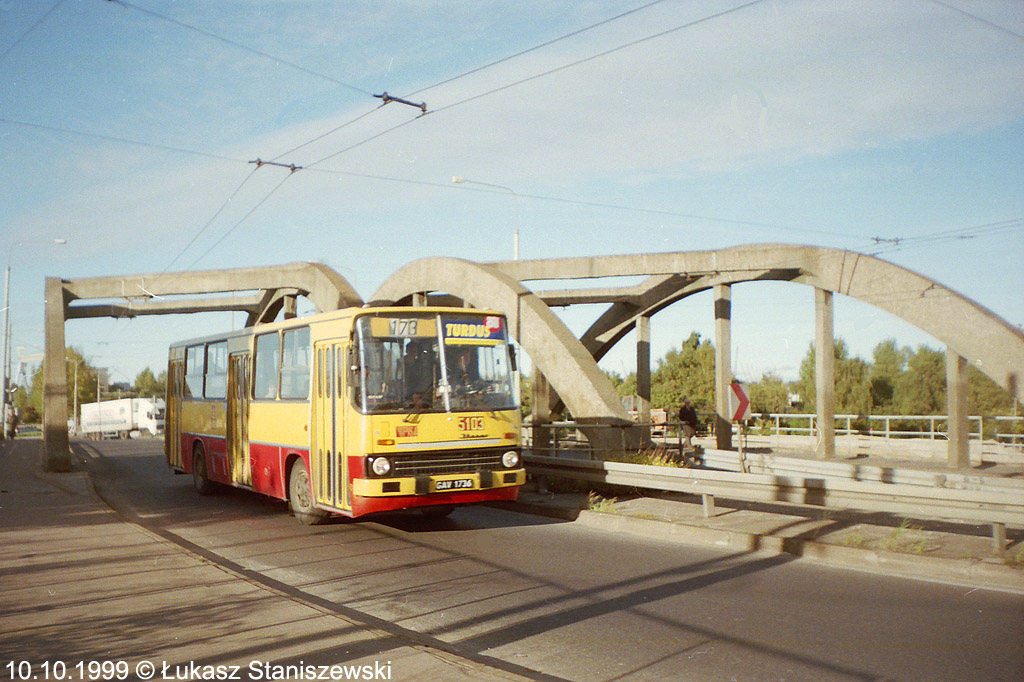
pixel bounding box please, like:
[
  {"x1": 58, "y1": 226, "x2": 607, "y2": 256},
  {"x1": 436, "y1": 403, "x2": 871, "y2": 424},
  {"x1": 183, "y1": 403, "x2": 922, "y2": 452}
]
[
  {"x1": 307, "y1": 0, "x2": 768, "y2": 167},
  {"x1": 161, "y1": 167, "x2": 262, "y2": 273},
  {"x1": 427, "y1": 0, "x2": 769, "y2": 117},
  {"x1": 0, "y1": 0, "x2": 66, "y2": 63},
  {"x1": 0, "y1": 116, "x2": 248, "y2": 164},
  {"x1": 929, "y1": 0, "x2": 1024, "y2": 45},
  {"x1": 304, "y1": 166, "x2": 846, "y2": 238},
  {"x1": 270, "y1": 0, "x2": 672, "y2": 163},
  {"x1": 402, "y1": 0, "x2": 671, "y2": 98},
  {"x1": 184, "y1": 170, "x2": 297, "y2": 270},
  {"x1": 108, "y1": 0, "x2": 375, "y2": 97}
]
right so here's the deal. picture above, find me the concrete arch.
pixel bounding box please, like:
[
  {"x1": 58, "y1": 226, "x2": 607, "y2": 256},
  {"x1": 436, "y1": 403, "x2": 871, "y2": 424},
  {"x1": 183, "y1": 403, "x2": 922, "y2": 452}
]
[
  {"x1": 369, "y1": 258, "x2": 641, "y2": 452},
  {"x1": 41, "y1": 262, "x2": 363, "y2": 471},
  {"x1": 493, "y1": 244, "x2": 1024, "y2": 405}
]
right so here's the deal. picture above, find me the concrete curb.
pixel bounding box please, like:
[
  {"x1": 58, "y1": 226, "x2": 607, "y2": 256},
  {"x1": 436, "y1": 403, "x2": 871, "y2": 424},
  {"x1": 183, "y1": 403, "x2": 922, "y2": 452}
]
[{"x1": 572, "y1": 509, "x2": 1024, "y2": 594}]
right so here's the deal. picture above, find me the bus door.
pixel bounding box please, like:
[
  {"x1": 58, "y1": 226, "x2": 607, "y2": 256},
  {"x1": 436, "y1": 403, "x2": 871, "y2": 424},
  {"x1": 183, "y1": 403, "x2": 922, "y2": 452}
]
[
  {"x1": 313, "y1": 341, "x2": 348, "y2": 510},
  {"x1": 227, "y1": 352, "x2": 252, "y2": 487},
  {"x1": 166, "y1": 360, "x2": 184, "y2": 469}
]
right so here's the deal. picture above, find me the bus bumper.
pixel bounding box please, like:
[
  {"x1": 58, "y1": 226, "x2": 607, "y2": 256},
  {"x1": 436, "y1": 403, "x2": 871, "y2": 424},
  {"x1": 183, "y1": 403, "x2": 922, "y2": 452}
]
[{"x1": 352, "y1": 469, "x2": 525, "y2": 497}]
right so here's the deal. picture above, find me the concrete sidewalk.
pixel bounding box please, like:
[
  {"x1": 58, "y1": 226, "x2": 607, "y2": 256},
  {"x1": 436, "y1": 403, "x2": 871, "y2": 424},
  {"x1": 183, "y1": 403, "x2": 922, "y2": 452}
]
[{"x1": 0, "y1": 439, "x2": 537, "y2": 682}]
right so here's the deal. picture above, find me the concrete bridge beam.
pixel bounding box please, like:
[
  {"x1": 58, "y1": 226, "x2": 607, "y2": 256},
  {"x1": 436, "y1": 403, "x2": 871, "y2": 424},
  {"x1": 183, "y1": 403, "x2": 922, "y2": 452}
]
[
  {"x1": 42, "y1": 262, "x2": 361, "y2": 471},
  {"x1": 370, "y1": 257, "x2": 643, "y2": 454}
]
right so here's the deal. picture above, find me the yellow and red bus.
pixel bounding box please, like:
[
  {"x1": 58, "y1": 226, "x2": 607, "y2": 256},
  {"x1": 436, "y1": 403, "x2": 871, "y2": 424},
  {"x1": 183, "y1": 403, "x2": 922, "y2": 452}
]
[{"x1": 165, "y1": 307, "x2": 524, "y2": 523}]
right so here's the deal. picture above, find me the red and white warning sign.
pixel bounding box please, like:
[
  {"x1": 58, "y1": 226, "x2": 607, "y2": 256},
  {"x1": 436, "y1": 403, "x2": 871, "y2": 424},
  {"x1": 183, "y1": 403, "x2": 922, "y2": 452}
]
[{"x1": 730, "y1": 381, "x2": 751, "y2": 421}]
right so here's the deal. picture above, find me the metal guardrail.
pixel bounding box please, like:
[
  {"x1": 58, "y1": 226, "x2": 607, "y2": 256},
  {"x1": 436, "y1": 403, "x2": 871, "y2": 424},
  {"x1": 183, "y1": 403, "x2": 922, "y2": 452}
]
[
  {"x1": 526, "y1": 415, "x2": 1024, "y2": 458},
  {"x1": 523, "y1": 453, "x2": 1024, "y2": 528}
]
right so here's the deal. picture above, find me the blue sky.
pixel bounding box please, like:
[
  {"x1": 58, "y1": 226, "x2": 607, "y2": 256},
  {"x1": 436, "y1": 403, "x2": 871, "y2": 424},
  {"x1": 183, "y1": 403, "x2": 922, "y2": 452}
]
[{"x1": 1, "y1": 0, "x2": 1022, "y2": 389}]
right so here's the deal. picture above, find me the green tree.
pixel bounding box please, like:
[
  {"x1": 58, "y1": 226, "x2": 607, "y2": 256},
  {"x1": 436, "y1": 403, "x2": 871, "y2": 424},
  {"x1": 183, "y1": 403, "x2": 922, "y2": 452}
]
[
  {"x1": 134, "y1": 367, "x2": 165, "y2": 400},
  {"x1": 749, "y1": 372, "x2": 790, "y2": 414},
  {"x1": 796, "y1": 339, "x2": 871, "y2": 414},
  {"x1": 893, "y1": 346, "x2": 945, "y2": 415},
  {"x1": 967, "y1": 365, "x2": 1016, "y2": 416},
  {"x1": 869, "y1": 339, "x2": 909, "y2": 412},
  {"x1": 650, "y1": 332, "x2": 716, "y2": 412},
  {"x1": 612, "y1": 370, "x2": 637, "y2": 398},
  {"x1": 519, "y1": 373, "x2": 532, "y2": 417},
  {"x1": 17, "y1": 347, "x2": 100, "y2": 424}
]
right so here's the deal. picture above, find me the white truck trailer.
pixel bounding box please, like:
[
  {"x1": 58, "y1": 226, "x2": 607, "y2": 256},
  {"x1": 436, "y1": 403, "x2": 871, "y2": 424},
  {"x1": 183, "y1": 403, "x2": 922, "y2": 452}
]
[{"x1": 79, "y1": 398, "x2": 165, "y2": 438}]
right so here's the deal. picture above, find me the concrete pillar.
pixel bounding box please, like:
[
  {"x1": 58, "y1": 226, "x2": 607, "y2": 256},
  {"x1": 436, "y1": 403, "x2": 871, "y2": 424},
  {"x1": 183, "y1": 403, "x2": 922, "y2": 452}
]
[
  {"x1": 283, "y1": 294, "x2": 297, "y2": 319},
  {"x1": 815, "y1": 288, "x2": 835, "y2": 459},
  {"x1": 714, "y1": 284, "x2": 732, "y2": 450},
  {"x1": 43, "y1": 277, "x2": 71, "y2": 472},
  {"x1": 636, "y1": 314, "x2": 651, "y2": 443},
  {"x1": 946, "y1": 349, "x2": 970, "y2": 469},
  {"x1": 531, "y1": 369, "x2": 552, "y2": 456}
]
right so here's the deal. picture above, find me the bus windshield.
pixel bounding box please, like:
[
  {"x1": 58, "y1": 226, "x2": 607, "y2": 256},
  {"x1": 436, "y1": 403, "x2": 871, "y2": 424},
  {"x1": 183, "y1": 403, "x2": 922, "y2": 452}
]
[{"x1": 354, "y1": 313, "x2": 516, "y2": 414}]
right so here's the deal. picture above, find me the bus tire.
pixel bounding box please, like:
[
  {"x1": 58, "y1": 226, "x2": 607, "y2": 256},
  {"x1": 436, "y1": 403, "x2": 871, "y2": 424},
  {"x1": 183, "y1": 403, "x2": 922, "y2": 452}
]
[
  {"x1": 192, "y1": 444, "x2": 216, "y2": 496},
  {"x1": 288, "y1": 459, "x2": 328, "y2": 526}
]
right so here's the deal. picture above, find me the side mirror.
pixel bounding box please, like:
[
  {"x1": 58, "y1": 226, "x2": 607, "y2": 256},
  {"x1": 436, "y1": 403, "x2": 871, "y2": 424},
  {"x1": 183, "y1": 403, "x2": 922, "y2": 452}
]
[
  {"x1": 508, "y1": 344, "x2": 518, "y2": 372},
  {"x1": 349, "y1": 346, "x2": 361, "y2": 391}
]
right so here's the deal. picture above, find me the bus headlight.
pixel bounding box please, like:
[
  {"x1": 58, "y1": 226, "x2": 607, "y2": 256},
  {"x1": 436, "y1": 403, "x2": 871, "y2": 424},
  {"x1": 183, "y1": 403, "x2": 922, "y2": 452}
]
[
  {"x1": 501, "y1": 450, "x2": 520, "y2": 469},
  {"x1": 370, "y1": 456, "x2": 392, "y2": 476}
]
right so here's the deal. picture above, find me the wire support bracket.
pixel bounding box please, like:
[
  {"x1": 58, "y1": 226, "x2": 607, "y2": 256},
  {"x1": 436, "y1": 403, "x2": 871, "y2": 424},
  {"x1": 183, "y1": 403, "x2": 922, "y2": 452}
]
[
  {"x1": 374, "y1": 91, "x2": 428, "y2": 114},
  {"x1": 249, "y1": 158, "x2": 303, "y2": 172}
]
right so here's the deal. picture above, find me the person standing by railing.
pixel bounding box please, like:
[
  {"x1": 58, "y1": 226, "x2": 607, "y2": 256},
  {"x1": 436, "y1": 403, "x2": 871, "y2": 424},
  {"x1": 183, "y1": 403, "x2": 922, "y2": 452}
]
[{"x1": 679, "y1": 397, "x2": 698, "y2": 450}]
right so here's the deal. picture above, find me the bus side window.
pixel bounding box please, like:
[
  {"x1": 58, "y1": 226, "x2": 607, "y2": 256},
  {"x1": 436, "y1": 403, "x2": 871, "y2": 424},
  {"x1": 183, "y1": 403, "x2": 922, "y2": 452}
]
[
  {"x1": 280, "y1": 327, "x2": 311, "y2": 400},
  {"x1": 254, "y1": 333, "x2": 280, "y2": 399},
  {"x1": 184, "y1": 346, "x2": 204, "y2": 398},
  {"x1": 205, "y1": 342, "x2": 228, "y2": 399}
]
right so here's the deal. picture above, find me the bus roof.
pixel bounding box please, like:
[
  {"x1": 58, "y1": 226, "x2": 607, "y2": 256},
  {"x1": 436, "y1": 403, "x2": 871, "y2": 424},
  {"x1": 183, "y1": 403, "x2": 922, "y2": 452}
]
[{"x1": 167, "y1": 305, "x2": 506, "y2": 350}]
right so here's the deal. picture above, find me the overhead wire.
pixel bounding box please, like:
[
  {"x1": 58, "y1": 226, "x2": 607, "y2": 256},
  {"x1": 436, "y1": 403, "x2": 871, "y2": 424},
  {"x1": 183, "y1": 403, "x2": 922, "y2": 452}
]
[
  {"x1": 270, "y1": 105, "x2": 382, "y2": 162},
  {"x1": 303, "y1": 0, "x2": 770, "y2": 169},
  {"x1": 6, "y1": 0, "x2": 914, "y2": 270},
  {"x1": 929, "y1": 0, "x2": 1024, "y2": 45},
  {"x1": 0, "y1": 116, "x2": 248, "y2": 164},
  {"x1": 305, "y1": 0, "x2": 770, "y2": 172},
  {"x1": 426, "y1": 0, "x2": 769, "y2": 118},
  {"x1": 282, "y1": 0, "x2": 674, "y2": 165},
  {"x1": 402, "y1": 0, "x2": 671, "y2": 98},
  {"x1": 108, "y1": 0, "x2": 375, "y2": 97},
  {"x1": 869, "y1": 218, "x2": 1024, "y2": 255},
  {"x1": 305, "y1": 165, "x2": 844, "y2": 238},
  {"x1": 184, "y1": 169, "x2": 297, "y2": 271},
  {"x1": 161, "y1": 166, "x2": 261, "y2": 273},
  {"x1": 8, "y1": 0, "x2": 782, "y2": 259},
  {"x1": 0, "y1": 0, "x2": 66, "y2": 63}
]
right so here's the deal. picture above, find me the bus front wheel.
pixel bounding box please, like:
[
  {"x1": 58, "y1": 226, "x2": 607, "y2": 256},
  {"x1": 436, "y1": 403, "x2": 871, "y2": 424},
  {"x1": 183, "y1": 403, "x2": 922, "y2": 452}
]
[{"x1": 288, "y1": 460, "x2": 328, "y2": 526}]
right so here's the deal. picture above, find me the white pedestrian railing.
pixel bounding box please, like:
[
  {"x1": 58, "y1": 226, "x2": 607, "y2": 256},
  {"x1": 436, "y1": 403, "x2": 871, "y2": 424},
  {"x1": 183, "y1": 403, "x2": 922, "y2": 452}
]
[{"x1": 750, "y1": 413, "x2": 1023, "y2": 446}]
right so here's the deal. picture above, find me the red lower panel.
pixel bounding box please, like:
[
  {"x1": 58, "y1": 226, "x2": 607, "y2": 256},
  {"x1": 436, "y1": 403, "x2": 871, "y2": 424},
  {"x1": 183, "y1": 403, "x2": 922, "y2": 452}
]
[
  {"x1": 181, "y1": 435, "x2": 307, "y2": 500},
  {"x1": 181, "y1": 434, "x2": 228, "y2": 483},
  {"x1": 249, "y1": 443, "x2": 309, "y2": 500}
]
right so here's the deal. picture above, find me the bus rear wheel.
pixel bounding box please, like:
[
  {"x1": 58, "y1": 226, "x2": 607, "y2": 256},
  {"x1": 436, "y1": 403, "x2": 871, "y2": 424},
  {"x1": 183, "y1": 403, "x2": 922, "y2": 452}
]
[
  {"x1": 288, "y1": 460, "x2": 328, "y2": 526},
  {"x1": 192, "y1": 444, "x2": 216, "y2": 496}
]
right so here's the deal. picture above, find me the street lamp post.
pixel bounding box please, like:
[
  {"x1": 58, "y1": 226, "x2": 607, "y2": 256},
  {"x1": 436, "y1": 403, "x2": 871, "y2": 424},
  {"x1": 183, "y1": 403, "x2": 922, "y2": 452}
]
[
  {"x1": 451, "y1": 176, "x2": 520, "y2": 260},
  {"x1": 2, "y1": 238, "x2": 66, "y2": 439}
]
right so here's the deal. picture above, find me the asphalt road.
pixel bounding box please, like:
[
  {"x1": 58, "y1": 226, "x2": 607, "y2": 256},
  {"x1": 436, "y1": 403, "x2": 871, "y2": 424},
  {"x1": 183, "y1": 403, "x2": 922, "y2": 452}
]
[{"x1": 81, "y1": 439, "x2": 1024, "y2": 682}]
